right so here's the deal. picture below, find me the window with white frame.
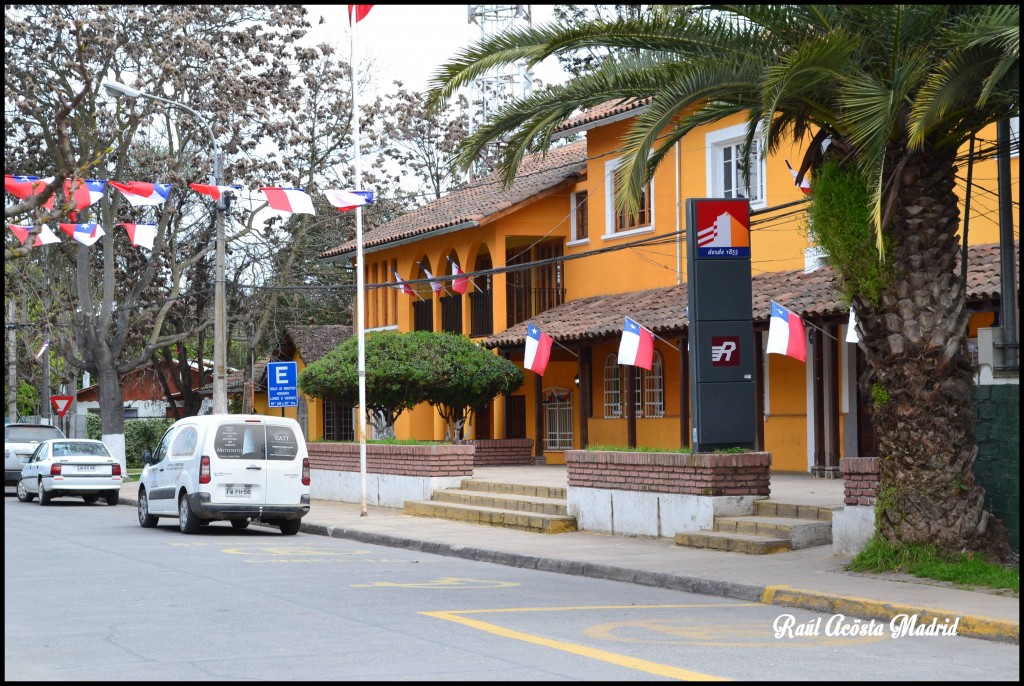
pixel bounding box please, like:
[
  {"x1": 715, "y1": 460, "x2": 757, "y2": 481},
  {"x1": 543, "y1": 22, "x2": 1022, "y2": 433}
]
[
  {"x1": 707, "y1": 123, "x2": 766, "y2": 208},
  {"x1": 603, "y1": 354, "x2": 621, "y2": 417},
  {"x1": 570, "y1": 190, "x2": 589, "y2": 243},
  {"x1": 642, "y1": 351, "x2": 665, "y2": 417},
  {"x1": 604, "y1": 157, "x2": 652, "y2": 236},
  {"x1": 543, "y1": 387, "x2": 574, "y2": 451}
]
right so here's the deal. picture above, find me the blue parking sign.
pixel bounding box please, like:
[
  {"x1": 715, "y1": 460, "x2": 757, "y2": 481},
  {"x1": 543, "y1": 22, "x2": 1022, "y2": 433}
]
[{"x1": 267, "y1": 361, "x2": 298, "y2": 408}]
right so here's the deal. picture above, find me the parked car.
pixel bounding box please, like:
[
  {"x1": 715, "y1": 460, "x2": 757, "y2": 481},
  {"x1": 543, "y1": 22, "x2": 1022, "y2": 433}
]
[
  {"x1": 137, "y1": 414, "x2": 310, "y2": 535},
  {"x1": 17, "y1": 439, "x2": 122, "y2": 505},
  {"x1": 5, "y1": 423, "x2": 66, "y2": 486}
]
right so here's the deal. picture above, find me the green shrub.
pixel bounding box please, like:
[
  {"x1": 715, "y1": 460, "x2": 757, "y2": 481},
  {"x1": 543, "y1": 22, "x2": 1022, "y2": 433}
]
[{"x1": 86, "y1": 414, "x2": 173, "y2": 468}]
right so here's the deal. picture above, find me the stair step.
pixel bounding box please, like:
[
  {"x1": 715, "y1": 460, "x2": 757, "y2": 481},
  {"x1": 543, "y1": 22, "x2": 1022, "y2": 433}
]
[
  {"x1": 674, "y1": 530, "x2": 792, "y2": 555},
  {"x1": 403, "y1": 499, "x2": 577, "y2": 533},
  {"x1": 432, "y1": 489, "x2": 570, "y2": 516},
  {"x1": 754, "y1": 500, "x2": 836, "y2": 522},
  {"x1": 713, "y1": 515, "x2": 832, "y2": 549},
  {"x1": 458, "y1": 479, "x2": 568, "y2": 500}
]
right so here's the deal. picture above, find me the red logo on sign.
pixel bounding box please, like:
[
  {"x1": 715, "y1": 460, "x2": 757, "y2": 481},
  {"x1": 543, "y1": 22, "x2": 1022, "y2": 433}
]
[
  {"x1": 711, "y1": 337, "x2": 740, "y2": 366},
  {"x1": 50, "y1": 395, "x2": 74, "y2": 417}
]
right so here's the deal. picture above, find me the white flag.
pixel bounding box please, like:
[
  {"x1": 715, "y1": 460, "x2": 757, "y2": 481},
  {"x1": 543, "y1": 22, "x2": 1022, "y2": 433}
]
[{"x1": 846, "y1": 306, "x2": 860, "y2": 343}]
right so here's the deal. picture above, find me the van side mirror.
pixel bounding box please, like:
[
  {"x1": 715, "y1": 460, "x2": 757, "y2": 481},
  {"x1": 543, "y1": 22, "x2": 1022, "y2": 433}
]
[{"x1": 142, "y1": 450, "x2": 154, "y2": 465}]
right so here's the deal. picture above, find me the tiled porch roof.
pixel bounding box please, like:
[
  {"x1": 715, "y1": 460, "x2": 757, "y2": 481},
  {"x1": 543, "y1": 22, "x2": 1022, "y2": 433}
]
[
  {"x1": 551, "y1": 97, "x2": 653, "y2": 138},
  {"x1": 319, "y1": 140, "x2": 587, "y2": 260},
  {"x1": 483, "y1": 241, "x2": 1010, "y2": 348}
]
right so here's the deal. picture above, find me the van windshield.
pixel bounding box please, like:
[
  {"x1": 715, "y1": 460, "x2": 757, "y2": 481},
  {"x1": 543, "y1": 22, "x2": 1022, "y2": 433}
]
[{"x1": 213, "y1": 423, "x2": 300, "y2": 461}]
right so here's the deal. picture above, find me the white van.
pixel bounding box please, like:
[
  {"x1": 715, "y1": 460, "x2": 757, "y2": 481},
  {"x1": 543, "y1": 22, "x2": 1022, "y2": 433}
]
[{"x1": 137, "y1": 415, "x2": 310, "y2": 535}]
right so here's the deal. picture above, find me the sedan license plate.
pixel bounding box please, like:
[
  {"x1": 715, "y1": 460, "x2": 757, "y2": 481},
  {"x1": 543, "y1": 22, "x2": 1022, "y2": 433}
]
[
  {"x1": 225, "y1": 485, "x2": 252, "y2": 498},
  {"x1": 76, "y1": 465, "x2": 98, "y2": 473}
]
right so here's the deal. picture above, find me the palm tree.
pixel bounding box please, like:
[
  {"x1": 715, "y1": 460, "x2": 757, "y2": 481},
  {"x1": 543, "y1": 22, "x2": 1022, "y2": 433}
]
[{"x1": 427, "y1": 5, "x2": 1019, "y2": 560}]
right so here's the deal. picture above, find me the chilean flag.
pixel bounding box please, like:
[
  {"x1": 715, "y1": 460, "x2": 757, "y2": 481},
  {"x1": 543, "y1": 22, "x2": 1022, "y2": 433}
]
[
  {"x1": 447, "y1": 256, "x2": 469, "y2": 295},
  {"x1": 59, "y1": 178, "x2": 106, "y2": 212},
  {"x1": 109, "y1": 181, "x2": 171, "y2": 206},
  {"x1": 120, "y1": 223, "x2": 157, "y2": 250},
  {"x1": 189, "y1": 183, "x2": 243, "y2": 201},
  {"x1": 5, "y1": 175, "x2": 53, "y2": 200},
  {"x1": 9, "y1": 224, "x2": 61, "y2": 246},
  {"x1": 260, "y1": 187, "x2": 315, "y2": 215},
  {"x1": 524, "y1": 322, "x2": 553, "y2": 376},
  {"x1": 324, "y1": 189, "x2": 373, "y2": 212},
  {"x1": 786, "y1": 160, "x2": 811, "y2": 195},
  {"x1": 766, "y1": 300, "x2": 807, "y2": 362},
  {"x1": 348, "y1": 4, "x2": 373, "y2": 24},
  {"x1": 391, "y1": 269, "x2": 415, "y2": 296},
  {"x1": 59, "y1": 222, "x2": 105, "y2": 247},
  {"x1": 618, "y1": 316, "x2": 655, "y2": 370}
]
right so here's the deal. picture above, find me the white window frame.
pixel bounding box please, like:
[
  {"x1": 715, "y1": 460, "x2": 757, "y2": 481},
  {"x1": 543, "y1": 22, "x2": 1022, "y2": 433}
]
[
  {"x1": 706, "y1": 122, "x2": 766, "y2": 209},
  {"x1": 642, "y1": 351, "x2": 665, "y2": 418},
  {"x1": 603, "y1": 354, "x2": 622, "y2": 418},
  {"x1": 543, "y1": 387, "x2": 574, "y2": 451},
  {"x1": 603, "y1": 156, "x2": 654, "y2": 240},
  {"x1": 569, "y1": 189, "x2": 589, "y2": 245}
]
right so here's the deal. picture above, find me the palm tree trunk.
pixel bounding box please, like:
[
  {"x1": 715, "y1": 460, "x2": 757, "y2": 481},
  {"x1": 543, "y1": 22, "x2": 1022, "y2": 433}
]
[{"x1": 855, "y1": 144, "x2": 1012, "y2": 561}]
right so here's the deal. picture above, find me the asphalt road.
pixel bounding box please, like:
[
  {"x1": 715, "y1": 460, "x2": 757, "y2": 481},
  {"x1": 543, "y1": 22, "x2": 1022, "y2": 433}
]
[{"x1": 4, "y1": 493, "x2": 1020, "y2": 681}]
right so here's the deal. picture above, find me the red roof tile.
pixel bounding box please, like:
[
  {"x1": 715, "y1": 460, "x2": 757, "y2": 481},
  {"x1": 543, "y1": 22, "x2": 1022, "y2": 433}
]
[{"x1": 552, "y1": 97, "x2": 653, "y2": 137}]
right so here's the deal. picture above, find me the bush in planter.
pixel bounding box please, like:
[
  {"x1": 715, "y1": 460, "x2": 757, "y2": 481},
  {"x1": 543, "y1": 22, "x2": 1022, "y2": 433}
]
[{"x1": 86, "y1": 413, "x2": 173, "y2": 468}]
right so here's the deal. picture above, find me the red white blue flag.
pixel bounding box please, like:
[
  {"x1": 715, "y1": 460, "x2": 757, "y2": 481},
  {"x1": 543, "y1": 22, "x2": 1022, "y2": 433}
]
[
  {"x1": 767, "y1": 300, "x2": 807, "y2": 361},
  {"x1": 417, "y1": 262, "x2": 444, "y2": 295},
  {"x1": 58, "y1": 222, "x2": 105, "y2": 247},
  {"x1": 260, "y1": 187, "x2": 315, "y2": 215},
  {"x1": 447, "y1": 256, "x2": 469, "y2": 295},
  {"x1": 4, "y1": 175, "x2": 53, "y2": 200},
  {"x1": 8, "y1": 223, "x2": 60, "y2": 246},
  {"x1": 119, "y1": 223, "x2": 157, "y2": 250},
  {"x1": 618, "y1": 316, "x2": 655, "y2": 370},
  {"x1": 391, "y1": 269, "x2": 416, "y2": 296},
  {"x1": 324, "y1": 189, "x2": 374, "y2": 212},
  {"x1": 786, "y1": 160, "x2": 811, "y2": 195},
  {"x1": 109, "y1": 181, "x2": 170, "y2": 206},
  {"x1": 524, "y1": 322, "x2": 553, "y2": 376},
  {"x1": 61, "y1": 178, "x2": 106, "y2": 212},
  {"x1": 189, "y1": 183, "x2": 243, "y2": 201}
]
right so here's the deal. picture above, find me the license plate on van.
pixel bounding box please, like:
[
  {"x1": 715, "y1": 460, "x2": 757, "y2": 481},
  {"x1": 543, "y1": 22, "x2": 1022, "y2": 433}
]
[{"x1": 225, "y1": 485, "x2": 252, "y2": 497}]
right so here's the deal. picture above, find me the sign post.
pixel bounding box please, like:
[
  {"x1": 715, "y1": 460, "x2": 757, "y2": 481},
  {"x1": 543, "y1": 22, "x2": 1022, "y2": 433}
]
[
  {"x1": 266, "y1": 361, "x2": 298, "y2": 410},
  {"x1": 686, "y1": 198, "x2": 756, "y2": 452}
]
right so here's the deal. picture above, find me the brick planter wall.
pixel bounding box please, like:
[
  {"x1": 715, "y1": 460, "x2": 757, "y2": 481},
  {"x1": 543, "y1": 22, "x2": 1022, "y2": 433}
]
[
  {"x1": 563, "y1": 450, "x2": 771, "y2": 538},
  {"x1": 306, "y1": 442, "x2": 473, "y2": 508},
  {"x1": 840, "y1": 457, "x2": 880, "y2": 506},
  {"x1": 565, "y1": 450, "x2": 771, "y2": 496},
  {"x1": 467, "y1": 438, "x2": 534, "y2": 466}
]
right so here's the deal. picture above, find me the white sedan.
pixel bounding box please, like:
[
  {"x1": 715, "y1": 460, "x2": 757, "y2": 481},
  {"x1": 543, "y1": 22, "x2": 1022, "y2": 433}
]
[{"x1": 17, "y1": 439, "x2": 122, "y2": 506}]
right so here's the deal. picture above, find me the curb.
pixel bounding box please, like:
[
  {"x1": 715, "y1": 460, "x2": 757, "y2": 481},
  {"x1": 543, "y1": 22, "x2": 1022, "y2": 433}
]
[{"x1": 117, "y1": 497, "x2": 1019, "y2": 645}]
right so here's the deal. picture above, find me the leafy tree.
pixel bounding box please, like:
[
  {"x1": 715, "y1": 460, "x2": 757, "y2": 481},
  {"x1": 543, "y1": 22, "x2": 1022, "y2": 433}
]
[
  {"x1": 417, "y1": 332, "x2": 523, "y2": 442},
  {"x1": 427, "y1": 6, "x2": 1019, "y2": 560}
]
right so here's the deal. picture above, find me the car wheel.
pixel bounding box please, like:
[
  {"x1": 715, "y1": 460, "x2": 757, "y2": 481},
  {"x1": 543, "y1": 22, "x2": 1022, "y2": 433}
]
[
  {"x1": 137, "y1": 488, "x2": 158, "y2": 528},
  {"x1": 16, "y1": 479, "x2": 34, "y2": 503},
  {"x1": 83, "y1": 494, "x2": 100, "y2": 503},
  {"x1": 105, "y1": 491, "x2": 119, "y2": 506},
  {"x1": 230, "y1": 518, "x2": 250, "y2": 530},
  {"x1": 178, "y1": 492, "x2": 201, "y2": 534},
  {"x1": 37, "y1": 480, "x2": 51, "y2": 506},
  {"x1": 279, "y1": 519, "x2": 301, "y2": 536}
]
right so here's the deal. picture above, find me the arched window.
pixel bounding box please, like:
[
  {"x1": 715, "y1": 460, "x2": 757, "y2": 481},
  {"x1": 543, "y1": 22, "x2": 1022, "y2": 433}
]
[
  {"x1": 603, "y1": 354, "x2": 621, "y2": 418},
  {"x1": 642, "y1": 351, "x2": 665, "y2": 418}
]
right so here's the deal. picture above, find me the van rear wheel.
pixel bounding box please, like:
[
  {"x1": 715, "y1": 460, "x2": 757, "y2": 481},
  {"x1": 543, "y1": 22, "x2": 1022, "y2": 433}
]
[
  {"x1": 178, "y1": 493, "x2": 201, "y2": 534},
  {"x1": 279, "y1": 519, "x2": 301, "y2": 536}
]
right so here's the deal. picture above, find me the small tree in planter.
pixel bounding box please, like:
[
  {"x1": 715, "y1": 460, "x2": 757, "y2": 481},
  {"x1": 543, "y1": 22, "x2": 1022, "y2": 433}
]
[
  {"x1": 298, "y1": 331, "x2": 434, "y2": 439},
  {"x1": 419, "y1": 332, "x2": 523, "y2": 442}
]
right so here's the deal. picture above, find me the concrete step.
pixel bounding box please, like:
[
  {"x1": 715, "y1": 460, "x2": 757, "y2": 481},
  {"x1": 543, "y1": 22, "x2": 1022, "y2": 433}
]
[
  {"x1": 713, "y1": 515, "x2": 833, "y2": 549},
  {"x1": 457, "y1": 479, "x2": 568, "y2": 500},
  {"x1": 431, "y1": 489, "x2": 571, "y2": 516},
  {"x1": 403, "y1": 499, "x2": 577, "y2": 533},
  {"x1": 754, "y1": 500, "x2": 836, "y2": 522},
  {"x1": 674, "y1": 530, "x2": 792, "y2": 555}
]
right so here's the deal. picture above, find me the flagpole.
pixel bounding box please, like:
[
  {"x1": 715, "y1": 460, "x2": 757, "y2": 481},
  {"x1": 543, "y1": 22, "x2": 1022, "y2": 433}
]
[{"x1": 351, "y1": 12, "x2": 368, "y2": 517}]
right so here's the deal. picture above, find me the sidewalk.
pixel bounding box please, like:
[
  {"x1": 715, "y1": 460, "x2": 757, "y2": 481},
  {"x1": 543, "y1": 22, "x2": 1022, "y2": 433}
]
[{"x1": 116, "y1": 469, "x2": 1018, "y2": 644}]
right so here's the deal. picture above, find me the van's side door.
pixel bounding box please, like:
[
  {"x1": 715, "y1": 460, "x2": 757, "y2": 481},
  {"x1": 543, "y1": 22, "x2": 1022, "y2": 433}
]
[
  {"x1": 146, "y1": 428, "x2": 178, "y2": 514},
  {"x1": 208, "y1": 420, "x2": 268, "y2": 505},
  {"x1": 262, "y1": 422, "x2": 305, "y2": 506}
]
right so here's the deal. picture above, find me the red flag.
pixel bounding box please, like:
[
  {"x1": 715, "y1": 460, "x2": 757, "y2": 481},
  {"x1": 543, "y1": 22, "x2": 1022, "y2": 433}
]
[
  {"x1": 448, "y1": 257, "x2": 469, "y2": 295},
  {"x1": 348, "y1": 5, "x2": 373, "y2": 24}
]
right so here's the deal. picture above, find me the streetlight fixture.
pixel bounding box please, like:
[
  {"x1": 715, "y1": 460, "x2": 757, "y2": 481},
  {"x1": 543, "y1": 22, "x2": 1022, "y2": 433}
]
[{"x1": 103, "y1": 80, "x2": 229, "y2": 414}]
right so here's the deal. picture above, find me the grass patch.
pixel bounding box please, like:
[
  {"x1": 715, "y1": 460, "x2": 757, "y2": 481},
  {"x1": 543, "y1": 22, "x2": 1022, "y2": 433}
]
[{"x1": 848, "y1": 537, "x2": 1019, "y2": 593}]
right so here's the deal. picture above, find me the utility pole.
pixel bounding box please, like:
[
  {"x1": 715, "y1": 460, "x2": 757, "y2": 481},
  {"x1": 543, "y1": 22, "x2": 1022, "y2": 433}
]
[
  {"x1": 996, "y1": 118, "x2": 1018, "y2": 371},
  {"x1": 7, "y1": 299, "x2": 17, "y2": 422}
]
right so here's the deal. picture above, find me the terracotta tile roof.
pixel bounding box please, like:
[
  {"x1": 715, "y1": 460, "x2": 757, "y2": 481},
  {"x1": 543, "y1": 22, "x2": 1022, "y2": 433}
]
[
  {"x1": 198, "y1": 361, "x2": 266, "y2": 395},
  {"x1": 484, "y1": 241, "x2": 1011, "y2": 348},
  {"x1": 319, "y1": 140, "x2": 588, "y2": 260},
  {"x1": 282, "y1": 324, "x2": 353, "y2": 364},
  {"x1": 552, "y1": 97, "x2": 653, "y2": 137}
]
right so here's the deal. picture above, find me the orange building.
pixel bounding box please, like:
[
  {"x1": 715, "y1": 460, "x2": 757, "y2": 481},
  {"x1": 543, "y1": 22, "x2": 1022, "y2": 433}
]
[{"x1": 319, "y1": 104, "x2": 1018, "y2": 472}]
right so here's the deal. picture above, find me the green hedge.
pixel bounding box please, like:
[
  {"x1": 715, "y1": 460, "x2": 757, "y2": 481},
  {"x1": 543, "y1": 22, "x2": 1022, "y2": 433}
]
[{"x1": 86, "y1": 414, "x2": 174, "y2": 468}]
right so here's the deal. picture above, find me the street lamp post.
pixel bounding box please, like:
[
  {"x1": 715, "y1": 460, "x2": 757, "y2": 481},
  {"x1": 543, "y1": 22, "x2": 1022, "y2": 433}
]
[{"x1": 103, "y1": 81, "x2": 228, "y2": 414}]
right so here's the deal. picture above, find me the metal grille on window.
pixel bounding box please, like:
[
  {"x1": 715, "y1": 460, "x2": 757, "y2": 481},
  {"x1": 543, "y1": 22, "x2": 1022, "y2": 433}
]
[
  {"x1": 643, "y1": 351, "x2": 665, "y2": 418},
  {"x1": 603, "y1": 354, "x2": 621, "y2": 418},
  {"x1": 324, "y1": 398, "x2": 354, "y2": 441},
  {"x1": 543, "y1": 388, "x2": 573, "y2": 451}
]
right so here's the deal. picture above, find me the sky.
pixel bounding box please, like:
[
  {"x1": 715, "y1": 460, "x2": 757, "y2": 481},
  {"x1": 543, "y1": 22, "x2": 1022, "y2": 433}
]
[{"x1": 302, "y1": 4, "x2": 567, "y2": 95}]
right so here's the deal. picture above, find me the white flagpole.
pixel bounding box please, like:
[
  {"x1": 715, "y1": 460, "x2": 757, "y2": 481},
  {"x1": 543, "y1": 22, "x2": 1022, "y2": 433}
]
[{"x1": 351, "y1": 13, "x2": 368, "y2": 517}]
